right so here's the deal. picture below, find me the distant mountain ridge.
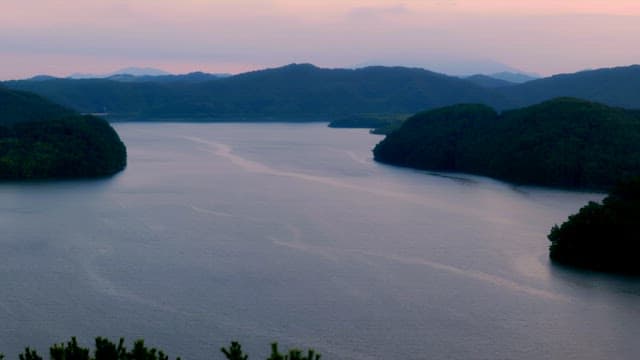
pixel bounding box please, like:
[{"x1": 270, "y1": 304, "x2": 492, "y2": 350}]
[
  {"x1": 4, "y1": 63, "x2": 640, "y2": 120},
  {"x1": 4, "y1": 63, "x2": 511, "y2": 118},
  {"x1": 105, "y1": 72, "x2": 231, "y2": 83},
  {"x1": 489, "y1": 71, "x2": 539, "y2": 83},
  {"x1": 499, "y1": 65, "x2": 640, "y2": 109},
  {"x1": 69, "y1": 67, "x2": 172, "y2": 79}
]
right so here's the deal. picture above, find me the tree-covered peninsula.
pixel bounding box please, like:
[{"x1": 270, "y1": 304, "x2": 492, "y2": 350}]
[
  {"x1": 373, "y1": 98, "x2": 640, "y2": 190},
  {"x1": 548, "y1": 178, "x2": 640, "y2": 274},
  {"x1": 0, "y1": 87, "x2": 126, "y2": 180}
]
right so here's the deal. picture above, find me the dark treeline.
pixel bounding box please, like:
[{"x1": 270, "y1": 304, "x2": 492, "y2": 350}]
[
  {"x1": 373, "y1": 98, "x2": 640, "y2": 190},
  {"x1": 328, "y1": 115, "x2": 398, "y2": 129},
  {"x1": 548, "y1": 178, "x2": 640, "y2": 274},
  {"x1": 328, "y1": 113, "x2": 407, "y2": 134},
  {"x1": 4, "y1": 64, "x2": 640, "y2": 120},
  {"x1": 0, "y1": 338, "x2": 320, "y2": 360},
  {"x1": 0, "y1": 115, "x2": 127, "y2": 179},
  {"x1": 498, "y1": 65, "x2": 640, "y2": 109},
  {"x1": 0, "y1": 87, "x2": 126, "y2": 180}
]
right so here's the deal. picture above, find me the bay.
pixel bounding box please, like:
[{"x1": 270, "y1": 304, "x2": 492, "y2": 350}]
[{"x1": 1, "y1": 123, "x2": 638, "y2": 359}]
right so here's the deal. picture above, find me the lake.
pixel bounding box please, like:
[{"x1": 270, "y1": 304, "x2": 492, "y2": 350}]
[{"x1": 1, "y1": 123, "x2": 639, "y2": 360}]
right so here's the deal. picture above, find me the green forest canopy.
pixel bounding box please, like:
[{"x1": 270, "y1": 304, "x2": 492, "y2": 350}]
[
  {"x1": 548, "y1": 177, "x2": 640, "y2": 274},
  {"x1": 0, "y1": 87, "x2": 126, "y2": 180},
  {"x1": 373, "y1": 97, "x2": 640, "y2": 190}
]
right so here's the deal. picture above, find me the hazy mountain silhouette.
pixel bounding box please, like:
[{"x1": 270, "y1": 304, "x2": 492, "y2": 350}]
[
  {"x1": 106, "y1": 72, "x2": 230, "y2": 83},
  {"x1": 69, "y1": 67, "x2": 171, "y2": 79},
  {"x1": 464, "y1": 74, "x2": 515, "y2": 88},
  {"x1": 5, "y1": 63, "x2": 640, "y2": 120},
  {"x1": 489, "y1": 71, "x2": 539, "y2": 83}
]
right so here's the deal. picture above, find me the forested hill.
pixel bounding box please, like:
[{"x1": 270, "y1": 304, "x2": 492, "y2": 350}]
[
  {"x1": 3, "y1": 64, "x2": 510, "y2": 118},
  {"x1": 0, "y1": 86, "x2": 75, "y2": 124},
  {"x1": 549, "y1": 177, "x2": 640, "y2": 274},
  {"x1": 501, "y1": 65, "x2": 640, "y2": 109},
  {"x1": 0, "y1": 88, "x2": 126, "y2": 180},
  {"x1": 373, "y1": 98, "x2": 640, "y2": 190}
]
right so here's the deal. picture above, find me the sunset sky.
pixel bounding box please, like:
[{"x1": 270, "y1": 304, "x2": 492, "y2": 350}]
[{"x1": 1, "y1": 0, "x2": 639, "y2": 79}]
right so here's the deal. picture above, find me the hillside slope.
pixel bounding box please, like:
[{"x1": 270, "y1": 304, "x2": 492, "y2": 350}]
[
  {"x1": 501, "y1": 65, "x2": 640, "y2": 109},
  {"x1": 0, "y1": 86, "x2": 75, "y2": 124}
]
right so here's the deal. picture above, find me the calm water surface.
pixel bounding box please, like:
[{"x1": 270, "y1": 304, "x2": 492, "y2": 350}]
[{"x1": 1, "y1": 123, "x2": 639, "y2": 359}]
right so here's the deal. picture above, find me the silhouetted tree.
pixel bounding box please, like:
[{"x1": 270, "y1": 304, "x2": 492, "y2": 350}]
[
  {"x1": 94, "y1": 338, "x2": 126, "y2": 360},
  {"x1": 220, "y1": 342, "x2": 248, "y2": 360},
  {"x1": 6, "y1": 338, "x2": 320, "y2": 360},
  {"x1": 50, "y1": 337, "x2": 90, "y2": 360},
  {"x1": 18, "y1": 348, "x2": 42, "y2": 360},
  {"x1": 267, "y1": 343, "x2": 320, "y2": 360}
]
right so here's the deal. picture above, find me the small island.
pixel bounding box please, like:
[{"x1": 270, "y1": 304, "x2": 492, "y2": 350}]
[
  {"x1": 0, "y1": 87, "x2": 126, "y2": 180},
  {"x1": 328, "y1": 114, "x2": 406, "y2": 134},
  {"x1": 373, "y1": 98, "x2": 640, "y2": 190},
  {"x1": 549, "y1": 178, "x2": 640, "y2": 274}
]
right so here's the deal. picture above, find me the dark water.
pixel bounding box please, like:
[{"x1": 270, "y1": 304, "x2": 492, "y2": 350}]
[{"x1": 1, "y1": 123, "x2": 638, "y2": 360}]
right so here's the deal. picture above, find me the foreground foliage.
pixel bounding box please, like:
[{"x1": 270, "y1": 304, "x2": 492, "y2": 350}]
[
  {"x1": 12, "y1": 337, "x2": 175, "y2": 360},
  {"x1": 0, "y1": 115, "x2": 126, "y2": 180},
  {"x1": 548, "y1": 178, "x2": 640, "y2": 274},
  {"x1": 373, "y1": 98, "x2": 640, "y2": 190},
  {"x1": 0, "y1": 338, "x2": 320, "y2": 360}
]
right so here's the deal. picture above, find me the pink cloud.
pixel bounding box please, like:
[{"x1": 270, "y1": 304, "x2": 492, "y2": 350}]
[{"x1": 0, "y1": 0, "x2": 638, "y2": 78}]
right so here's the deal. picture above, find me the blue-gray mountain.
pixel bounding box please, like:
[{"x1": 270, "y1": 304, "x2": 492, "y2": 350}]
[
  {"x1": 4, "y1": 64, "x2": 508, "y2": 119},
  {"x1": 4, "y1": 63, "x2": 639, "y2": 120},
  {"x1": 463, "y1": 74, "x2": 515, "y2": 88},
  {"x1": 500, "y1": 65, "x2": 640, "y2": 109}
]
